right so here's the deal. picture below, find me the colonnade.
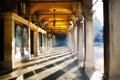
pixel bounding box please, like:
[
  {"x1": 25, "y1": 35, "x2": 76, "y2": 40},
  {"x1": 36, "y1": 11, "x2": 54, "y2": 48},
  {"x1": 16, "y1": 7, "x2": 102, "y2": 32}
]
[
  {"x1": 68, "y1": 11, "x2": 94, "y2": 70},
  {"x1": 68, "y1": 1, "x2": 120, "y2": 80},
  {"x1": 2, "y1": 1, "x2": 120, "y2": 80}
]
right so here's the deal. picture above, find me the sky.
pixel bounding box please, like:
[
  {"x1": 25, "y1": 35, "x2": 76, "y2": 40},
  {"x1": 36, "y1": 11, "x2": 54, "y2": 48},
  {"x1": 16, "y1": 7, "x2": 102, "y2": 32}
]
[{"x1": 93, "y1": 0, "x2": 103, "y2": 26}]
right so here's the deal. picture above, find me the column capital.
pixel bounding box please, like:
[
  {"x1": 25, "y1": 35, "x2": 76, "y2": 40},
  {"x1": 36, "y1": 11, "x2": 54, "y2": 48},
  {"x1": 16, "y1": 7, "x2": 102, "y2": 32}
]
[
  {"x1": 74, "y1": 14, "x2": 84, "y2": 26},
  {"x1": 76, "y1": 17, "x2": 84, "y2": 27},
  {"x1": 73, "y1": 25, "x2": 77, "y2": 30},
  {"x1": 83, "y1": 10, "x2": 95, "y2": 20},
  {"x1": 103, "y1": 74, "x2": 120, "y2": 80}
]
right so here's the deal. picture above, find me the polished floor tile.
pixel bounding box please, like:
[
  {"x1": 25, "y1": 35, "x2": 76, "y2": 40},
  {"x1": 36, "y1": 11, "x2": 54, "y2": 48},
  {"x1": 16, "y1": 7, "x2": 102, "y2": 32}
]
[{"x1": 0, "y1": 47, "x2": 84, "y2": 80}]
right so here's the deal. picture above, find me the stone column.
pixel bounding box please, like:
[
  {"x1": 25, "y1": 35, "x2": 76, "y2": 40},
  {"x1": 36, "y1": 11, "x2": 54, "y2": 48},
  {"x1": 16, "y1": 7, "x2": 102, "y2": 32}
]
[
  {"x1": 72, "y1": 26, "x2": 77, "y2": 56},
  {"x1": 52, "y1": 35, "x2": 56, "y2": 47},
  {"x1": 84, "y1": 11, "x2": 94, "y2": 69},
  {"x1": 103, "y1": 0, "x2": 120, "y2": 80},
  {"x1": 67, "y1": 31, "x2": 72, "y2": 50},
  {"x1": 49, "y1": 37, "x2": 52, "y2": 48},
  {"x1": 70, "y1": 30, "x2": 74, "y2": 52},
  {"x1": 33, "y1": 31, "x2": 39, "y2": 57},
  {"x1": 67, "y1": 32, "x2": 70, "y2": 48},
  {"x1": 28, "y1": 22, "x2": 31, "y2": 59},
  {"x1": 4, "y1": 12, "x2": 15, "y2": 69},
  {"x1": 46, "y1": 34, "x2": 49, "y2": 50},
  {"x1": 76, "y1": 19, "x2": 84, "y2": 61},
  {"x1": 75, "y1": 26, "x2": 78, "y2": 55},
  {"x1": 71, "y1": 29, "x2": 75, "y2": 52}
]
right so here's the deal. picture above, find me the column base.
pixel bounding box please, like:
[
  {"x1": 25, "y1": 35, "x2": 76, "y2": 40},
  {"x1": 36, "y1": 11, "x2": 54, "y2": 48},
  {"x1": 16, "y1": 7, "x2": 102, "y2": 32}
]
[
  {"x1": 78, "y1": 60, "x2": 84, "y2": 68},
  {"x1": 77, "y1": 53, "x2": 84, "y2": 61},
  {"x1": 84, "y1": 60, "x2": 95, "y2": 70},
  {"x1": 103, "y1": 74, "x2": 120, "y2": 80}
]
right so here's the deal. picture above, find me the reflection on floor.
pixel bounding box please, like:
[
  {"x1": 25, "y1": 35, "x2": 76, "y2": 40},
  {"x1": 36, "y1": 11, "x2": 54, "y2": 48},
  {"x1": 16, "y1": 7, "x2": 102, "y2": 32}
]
[{"x1": 0, "y1": 47, "x2": 84, "y2": 80}]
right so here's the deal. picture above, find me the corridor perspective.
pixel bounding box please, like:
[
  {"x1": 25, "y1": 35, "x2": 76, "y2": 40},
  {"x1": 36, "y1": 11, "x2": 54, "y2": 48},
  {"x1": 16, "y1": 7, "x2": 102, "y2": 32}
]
[{"x1": 0, "y1": 0, "x2": 120, "y2": 80}]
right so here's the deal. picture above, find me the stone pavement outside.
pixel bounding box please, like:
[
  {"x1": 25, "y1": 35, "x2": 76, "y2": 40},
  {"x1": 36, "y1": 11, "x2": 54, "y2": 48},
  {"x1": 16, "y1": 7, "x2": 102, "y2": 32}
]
[{"x1": 0, "y1": 47, "x2": 84, "y2": 80}]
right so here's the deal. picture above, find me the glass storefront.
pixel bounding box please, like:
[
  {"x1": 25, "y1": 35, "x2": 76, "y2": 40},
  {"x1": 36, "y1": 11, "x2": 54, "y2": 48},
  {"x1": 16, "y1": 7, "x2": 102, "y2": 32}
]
[
  {"x1": 15, "y1": 25, "x2": 28, "y2": 62},
  {"x1": 43, "y1": 34, "x2": 46, "y2": 48}
]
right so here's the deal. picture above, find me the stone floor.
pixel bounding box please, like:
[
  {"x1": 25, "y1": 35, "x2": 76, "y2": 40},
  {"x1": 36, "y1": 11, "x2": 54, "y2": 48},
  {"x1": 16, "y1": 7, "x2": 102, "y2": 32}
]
[{"x1": 0, "y1": 47, "x2": 84, "y2": 80}]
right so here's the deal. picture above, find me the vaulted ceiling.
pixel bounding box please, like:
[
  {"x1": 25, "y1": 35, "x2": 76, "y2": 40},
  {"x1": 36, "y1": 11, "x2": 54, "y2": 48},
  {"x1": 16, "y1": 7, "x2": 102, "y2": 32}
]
[
  {"x1": 29, "y1": 0, "x2": 82, "y2": 33},
  {"x1": 0, "y1": 0, "x2": 92, "y2": 33}
]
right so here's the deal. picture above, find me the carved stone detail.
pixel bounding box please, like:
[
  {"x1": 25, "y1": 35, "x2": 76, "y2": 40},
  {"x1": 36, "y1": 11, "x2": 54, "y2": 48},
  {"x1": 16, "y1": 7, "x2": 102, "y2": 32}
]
[{"x1": 83, "y1": 10, "x2": 95, "y2": 20}]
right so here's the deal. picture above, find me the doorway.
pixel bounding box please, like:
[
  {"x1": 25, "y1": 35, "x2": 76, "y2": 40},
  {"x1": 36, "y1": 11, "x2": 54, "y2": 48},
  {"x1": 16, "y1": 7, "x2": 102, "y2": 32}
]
[
  {"x1": 0, "y1": 20, "x2": 4, "y2": 62},
  {"x1": 30, "y1": 30, "x2": 34, "y2": 55}
]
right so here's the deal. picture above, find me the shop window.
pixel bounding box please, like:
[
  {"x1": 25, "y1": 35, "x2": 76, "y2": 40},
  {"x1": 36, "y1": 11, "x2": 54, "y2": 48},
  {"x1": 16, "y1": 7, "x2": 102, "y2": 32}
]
[
  {"x1": 43, "y1": 34, "x2": 46, "y2": 48},
  {"x1": 39, "y1": 33, "x2": 42, "y2": 47},
  {"x1": 15, "y1": 25, "x2": 28, "y2": 62},
  {"x1": 38, "y1": 33, "x2": 42, "y2": 53}
]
